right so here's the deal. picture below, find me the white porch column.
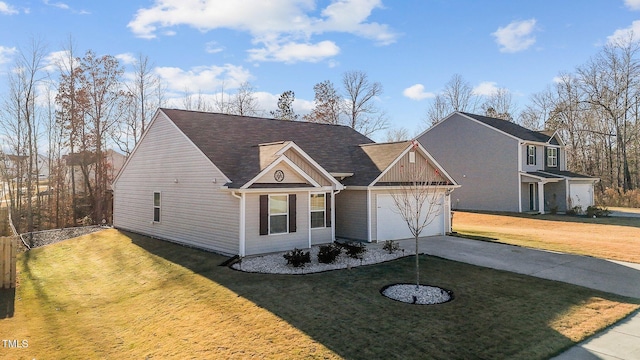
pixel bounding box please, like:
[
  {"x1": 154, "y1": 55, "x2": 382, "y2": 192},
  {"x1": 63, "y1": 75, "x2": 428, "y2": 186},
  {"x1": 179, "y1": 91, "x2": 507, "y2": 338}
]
[{"x1": 537, "y1": 182, "x2": 545, "y2": 214}]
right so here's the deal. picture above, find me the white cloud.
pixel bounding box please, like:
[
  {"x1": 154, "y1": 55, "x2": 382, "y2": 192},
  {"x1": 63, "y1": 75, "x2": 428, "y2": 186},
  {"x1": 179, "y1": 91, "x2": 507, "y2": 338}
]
[
  {"x1": 127, "y1": 0, "x2": 396, "y2": 63},
  {"x1": 472, "y1": 81, "x2": 499, "y2": 96},
  {"x1": 492, "y1": 19, "x2": 537, "y2": 53},
  {"x1": 248, "y1": 40, "x2": 340, "y2": 63},
  {"x1": 205, "y1": 41, "x2": 224, "y2": 54},
  {"x1": 0, "y1": 1, "x2": 17, "y2": 14},
  {"x1": 625, "y1": 0, "x2": 640, "y2": 10},
  {"x1": 402, "y1": 84, "x2": 434, "y2": 101},
  {"x1": 42, "y1": 0, "x2": 90, "y2": 14},
  {"x1": 155, "y1": 64, "x2": 252, "y2": 92},
  {"x1": 0, "y1": 45, "x2": 17, "y2": 64},
  {"x1": 116, "y1": 53, "x2": 137, "y2": 65},
  {"x1": 607, "y1": 20, "x2": 640, "y2": 45}
]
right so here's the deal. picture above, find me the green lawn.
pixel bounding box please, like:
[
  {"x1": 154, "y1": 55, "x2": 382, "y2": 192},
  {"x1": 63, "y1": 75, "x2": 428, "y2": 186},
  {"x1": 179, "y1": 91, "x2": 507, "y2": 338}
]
[{"x1": 1, "y1": 229, "x2": 638, "y2": 359}]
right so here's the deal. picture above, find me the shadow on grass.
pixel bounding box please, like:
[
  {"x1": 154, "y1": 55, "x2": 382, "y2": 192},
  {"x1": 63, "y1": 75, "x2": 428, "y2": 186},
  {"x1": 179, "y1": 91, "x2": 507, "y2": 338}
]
[
  {"x1": 457, "y1": 210, "x2": 640, "y2": 229},
  {"x1": 0, "y1": 288, "x2": 15, "y2": 318},
  {"x1": 128, "y1": 231, "x2": 640, "y2": 360}
]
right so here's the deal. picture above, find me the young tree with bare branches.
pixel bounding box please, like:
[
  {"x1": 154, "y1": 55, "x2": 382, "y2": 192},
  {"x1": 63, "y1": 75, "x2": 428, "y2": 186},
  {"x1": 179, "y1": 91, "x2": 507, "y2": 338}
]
[{"x1": 389, "y1": 142, "x2": 449, "y2": 289}]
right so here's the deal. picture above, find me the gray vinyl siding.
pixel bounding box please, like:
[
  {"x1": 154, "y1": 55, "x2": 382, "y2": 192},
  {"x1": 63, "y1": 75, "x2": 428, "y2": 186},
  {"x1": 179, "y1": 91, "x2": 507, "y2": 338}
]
[
  {"x1": 311, "y1": 227, "x2": 332, "y2": 245},
  {"x1": 335, "y1": 190, "x2": 368, "y2": 241},
  {"x1": 521, "y1": 144, "x2": 544, "y2": 172},
  {"x1": 244, "y1": 192, "x2": 310, "y2": 256},
  {"x1": 113, "y1": 112, "x2": 239, "y2": 255},
  {"x1": 418, "y1": 113, "x2": 520, "y2": 212}
]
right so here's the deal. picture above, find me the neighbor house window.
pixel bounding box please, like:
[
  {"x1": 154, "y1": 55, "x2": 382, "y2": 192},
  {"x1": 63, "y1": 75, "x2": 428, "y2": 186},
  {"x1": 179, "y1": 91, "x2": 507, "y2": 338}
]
[
  {"x1": 547, "y1": 148, "x2": 558, "y2": 167},
  {"x1": 527, "y1": 145, "x2": 536, "y2": 165},
  {"x1": 259, "y1": 194, "x2": 297, "y2": 235},
  {"x1": 153, "y1": 192, "x2": 161, "y2": 222},
  {"x1": 310, "y1": 193, "x2": 325, "y2": 228}
]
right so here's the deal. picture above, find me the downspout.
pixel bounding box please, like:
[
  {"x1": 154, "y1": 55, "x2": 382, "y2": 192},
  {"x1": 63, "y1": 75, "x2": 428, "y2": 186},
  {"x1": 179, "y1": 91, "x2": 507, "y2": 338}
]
[
  {"x1": 231, "y1": 191, "x2": 245, "y2": 257},
  {"x1": 366, "y1": 188, "x2": 372, "y2": 242}
]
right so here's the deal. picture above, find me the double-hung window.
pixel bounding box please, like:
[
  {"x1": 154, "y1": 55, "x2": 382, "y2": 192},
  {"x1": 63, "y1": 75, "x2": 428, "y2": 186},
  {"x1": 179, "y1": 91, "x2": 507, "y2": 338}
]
[
  {"x1": 527, "y1": 145, "x2": 536, "y2": 165},
  {"x1": 547, "y1": 148, "x2": 558, "y2": 167},
  {"x1": 260, "y1": 194, "x2": 296, "y2": 235},
  {"x1": 269, "y1": 195, "x2": 288, "y2": 234},
  {"x1": 310, "y1": 193, "x2": 325, "y2": 228},
  {"x1": 153, "y1": 192, "x2": 161, "y2": 222}
]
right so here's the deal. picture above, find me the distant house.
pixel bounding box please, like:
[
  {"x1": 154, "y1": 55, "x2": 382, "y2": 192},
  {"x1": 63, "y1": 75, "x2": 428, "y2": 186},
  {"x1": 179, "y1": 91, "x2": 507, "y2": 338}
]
[
  {"x1": 64, "y1": 149, "x2": 126, "y2": 194},
  {"x1": 417, "y1": 112, "x2": 598, "y2": 214},
  {"x1": 113, "y1": 109, "x2": 458, "y2": 256}
]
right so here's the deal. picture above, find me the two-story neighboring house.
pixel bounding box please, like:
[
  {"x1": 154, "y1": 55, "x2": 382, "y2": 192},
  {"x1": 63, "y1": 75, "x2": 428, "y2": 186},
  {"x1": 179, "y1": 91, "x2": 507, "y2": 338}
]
[{"x1": 417, "y1": 112, "x2": 598, "y2": 214}]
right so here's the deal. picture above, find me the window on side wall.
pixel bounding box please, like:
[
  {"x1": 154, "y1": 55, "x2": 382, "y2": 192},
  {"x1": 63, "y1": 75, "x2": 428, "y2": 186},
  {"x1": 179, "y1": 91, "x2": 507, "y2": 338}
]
[
  {"x1": 527, "y1": 145, "x2": 536, "y2": 165},
  {"x1": 310, "y1": 193, "x2": 325, "y2": 228},
  {"x1": 547, "y1": 148, "x2": 558, "y2": 167},
  {"x1": 153, "y1": 192, "x2": 161, "y2": 222}
]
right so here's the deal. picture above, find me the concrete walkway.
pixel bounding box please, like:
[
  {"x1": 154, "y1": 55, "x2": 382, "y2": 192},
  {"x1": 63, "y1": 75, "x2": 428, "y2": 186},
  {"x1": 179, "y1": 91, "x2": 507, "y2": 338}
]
[{"x1": 393, "y1": 235, "x2": 640, "y2": 360}]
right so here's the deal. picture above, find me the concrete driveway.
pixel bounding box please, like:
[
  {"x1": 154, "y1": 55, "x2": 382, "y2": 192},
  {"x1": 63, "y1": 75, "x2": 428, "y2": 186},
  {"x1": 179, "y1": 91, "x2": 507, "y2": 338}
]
[{"x1": 401, "y1": 235, "x2": 640, "y2": 360}]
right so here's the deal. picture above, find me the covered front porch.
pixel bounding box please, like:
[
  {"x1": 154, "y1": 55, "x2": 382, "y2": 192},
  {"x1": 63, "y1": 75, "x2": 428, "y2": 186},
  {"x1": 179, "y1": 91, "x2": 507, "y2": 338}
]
[
  {"x1": 520, "y1": 172, "x2": 564, "y2": 214},
  {"x1": 520, "y1": 171, "x2": 598, "y2": 214}
]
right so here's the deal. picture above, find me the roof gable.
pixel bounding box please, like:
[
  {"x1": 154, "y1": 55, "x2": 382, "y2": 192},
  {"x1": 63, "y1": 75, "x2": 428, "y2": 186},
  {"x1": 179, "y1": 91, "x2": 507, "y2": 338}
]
[{"x1": 460, "y1": 112, "x2": 560, "y2": 145}]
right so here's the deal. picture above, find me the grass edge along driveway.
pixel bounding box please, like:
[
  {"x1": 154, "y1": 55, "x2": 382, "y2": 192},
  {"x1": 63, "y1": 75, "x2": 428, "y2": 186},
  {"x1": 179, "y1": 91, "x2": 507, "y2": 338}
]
[
  {"x1": 452, "y1": 210, "x2": 640, "y2": 264},
  {"x1": 0, "y1": 229, "x2": 638, "y2": 359}
]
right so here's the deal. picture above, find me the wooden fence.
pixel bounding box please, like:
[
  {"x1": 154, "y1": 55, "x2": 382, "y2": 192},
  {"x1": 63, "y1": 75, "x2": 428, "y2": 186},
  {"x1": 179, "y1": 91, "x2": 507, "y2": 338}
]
[{"x1": 1, "y1": 236, "x2": 17, "y2": 289}]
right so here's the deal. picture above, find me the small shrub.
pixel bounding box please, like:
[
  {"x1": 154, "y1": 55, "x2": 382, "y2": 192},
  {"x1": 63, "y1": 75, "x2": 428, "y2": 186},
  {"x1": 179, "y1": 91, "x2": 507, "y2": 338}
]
[
  {"x1": 317, "y1": 243, "x2": 342, "y2": 264},
  {"x1": 382, "y1": 240, "x2": 400, "y2": 254},
  {"x1": 586, "y1": 205, "x2": 610, "y2": 218},
  {"x1": 283, "y1": 248, "x2": 311, "y2": 267},
  {"x1": 549, "y1": 205, "x2": 558, "y2": 215},
  {"x1": 566, "y1": 205, "x2": 583, "y2": 216},
  {"x1": 340, "y1": 242, "x2": 367, "y2": 259}
]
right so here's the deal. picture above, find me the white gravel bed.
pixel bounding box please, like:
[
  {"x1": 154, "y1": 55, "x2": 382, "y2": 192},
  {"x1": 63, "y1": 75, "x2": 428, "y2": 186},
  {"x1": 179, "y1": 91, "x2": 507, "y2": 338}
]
[
  {"x1": 231, "y1": 244, "x2": 416, "y2": 274},
  {"x1": 382, "y1": 284, "x2": 452, "y2": 305}
]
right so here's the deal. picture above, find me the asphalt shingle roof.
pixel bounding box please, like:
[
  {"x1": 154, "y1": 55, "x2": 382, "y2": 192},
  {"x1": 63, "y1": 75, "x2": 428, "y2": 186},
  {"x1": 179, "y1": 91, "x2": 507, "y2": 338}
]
[
  {"x1": 461, "y1": 112, "x2": 560, "y2": 145},
  {"x1": 162, "y1": 108, "x2": 388, "y2": 187}
]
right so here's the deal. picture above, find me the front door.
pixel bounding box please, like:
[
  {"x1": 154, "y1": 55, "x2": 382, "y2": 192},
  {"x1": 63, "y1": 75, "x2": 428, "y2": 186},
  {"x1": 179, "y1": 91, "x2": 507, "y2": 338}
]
[{"x1": 529, "y1": 183, "x2": 536, "y2": 211}]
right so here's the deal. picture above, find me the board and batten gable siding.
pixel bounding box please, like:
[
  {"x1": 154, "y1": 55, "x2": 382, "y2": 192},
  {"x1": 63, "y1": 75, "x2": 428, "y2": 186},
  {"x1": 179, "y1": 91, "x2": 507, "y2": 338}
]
[
  {"x1": 418, "y1": 113, "x2": 520, "y2": 212},
  {"x1": 335, "y1": 190, "x2": 368, "y2": 241},
  {"x1": 244, "y1": 191, "x2": 310, "y2": 256},
  {"x1": 283, "y1": 149, "x2": 332, "y2": 186},
  {"x1": 378, "y1": 150, "x2": 446, "y2": 184},
  {"x1": 113, "y1": 112, "x2": 239, "y2": 255}
]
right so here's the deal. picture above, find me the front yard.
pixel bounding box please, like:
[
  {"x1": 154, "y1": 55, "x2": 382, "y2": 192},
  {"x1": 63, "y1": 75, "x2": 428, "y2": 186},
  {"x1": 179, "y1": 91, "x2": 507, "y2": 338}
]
[
  {"x1": 453, "y1": 210, "x2": 640, "y2": 264},
  {"x1": 1, "y1": 229, "x2": 638, "y2": 359}
]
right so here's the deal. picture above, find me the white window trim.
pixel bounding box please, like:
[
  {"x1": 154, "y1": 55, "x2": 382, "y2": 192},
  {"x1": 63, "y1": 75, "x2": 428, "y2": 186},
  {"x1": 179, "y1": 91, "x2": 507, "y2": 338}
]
[
  {"x1": 268, "y1": 194, "x2": 289, "y2": 235},
  {"x1": 310, "y1": 192, "x2": 325, "y2": 229},
  {"x1": 547, "y1": 148, "x2": 558, "y2": 167},
  {"x1": 153, "y1": 191, "x2": 161, "y2": 223}
]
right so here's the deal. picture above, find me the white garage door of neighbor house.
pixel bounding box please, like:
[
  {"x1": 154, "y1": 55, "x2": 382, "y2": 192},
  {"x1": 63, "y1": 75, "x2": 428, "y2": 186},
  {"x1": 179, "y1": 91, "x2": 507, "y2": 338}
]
[
  {"x1": 376, "y1": 194, "x2": 444, "y2": 241},
  {"x1": 570, "y1": 184, "x2": 593, "y2": 210}
]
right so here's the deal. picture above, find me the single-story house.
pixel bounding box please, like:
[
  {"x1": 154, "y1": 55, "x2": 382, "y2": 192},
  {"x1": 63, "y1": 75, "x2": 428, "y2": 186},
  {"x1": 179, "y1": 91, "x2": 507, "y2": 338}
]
[
  {"x1": 113, "y1": 108, "x2": 458, "y2": 256},
  {"x1": 416, "y1": 112, "x2": 598, "y2": 214}
]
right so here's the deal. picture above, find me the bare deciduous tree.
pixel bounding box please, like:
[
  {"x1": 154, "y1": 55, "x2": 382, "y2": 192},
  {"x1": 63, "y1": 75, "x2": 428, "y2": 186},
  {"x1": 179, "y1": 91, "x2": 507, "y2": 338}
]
[
  {"x1": 303, "y1": 80, "x2": 343, "y2": 125},
  {"x1": 230, "y1": 81, "x2": 259, "y2": 116},
  {"x1": 342, "y1": 70, "x2": 388, "y2": 136}
]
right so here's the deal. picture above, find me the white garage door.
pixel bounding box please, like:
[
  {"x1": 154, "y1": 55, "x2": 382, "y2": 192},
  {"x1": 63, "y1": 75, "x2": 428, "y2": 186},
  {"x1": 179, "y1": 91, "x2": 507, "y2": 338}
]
[
  {"x1": 569, "y1": 183, "x2": 593, "y2": 210},
  {"x1": 376, "y1": 194, "x2": 444, "y2": 241}
]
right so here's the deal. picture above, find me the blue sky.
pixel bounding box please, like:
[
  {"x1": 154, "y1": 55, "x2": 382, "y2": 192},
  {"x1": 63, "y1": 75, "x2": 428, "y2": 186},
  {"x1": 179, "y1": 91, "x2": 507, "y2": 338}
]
[{"x1": 1, "y1": 0, "x2": 639, "y2": 140}]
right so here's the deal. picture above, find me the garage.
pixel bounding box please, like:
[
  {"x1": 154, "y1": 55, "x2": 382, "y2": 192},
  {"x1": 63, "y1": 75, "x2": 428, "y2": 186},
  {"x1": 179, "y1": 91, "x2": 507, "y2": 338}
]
[
  {"x1": 376, "y1": 193, "x2": 444, "y2": 241},
  {"x1": 569, "y1": 183, "x2": 593, "y2": 210}
]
